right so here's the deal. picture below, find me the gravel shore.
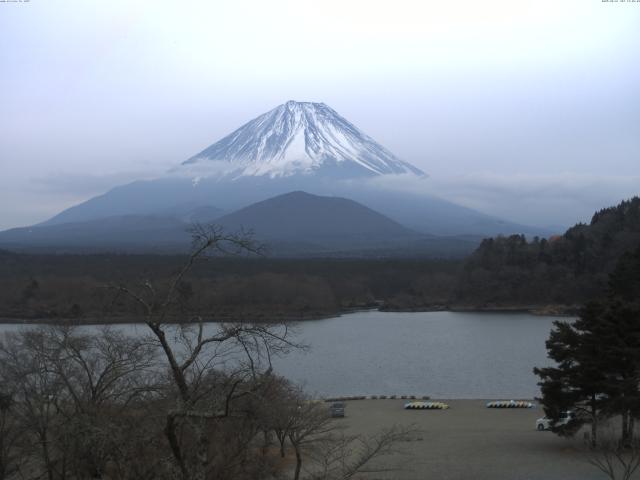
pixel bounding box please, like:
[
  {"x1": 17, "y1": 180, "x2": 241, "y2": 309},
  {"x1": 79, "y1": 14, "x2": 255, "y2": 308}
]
[{"x1": 336, "y1": 399, "x2": 601, "y2": 480}]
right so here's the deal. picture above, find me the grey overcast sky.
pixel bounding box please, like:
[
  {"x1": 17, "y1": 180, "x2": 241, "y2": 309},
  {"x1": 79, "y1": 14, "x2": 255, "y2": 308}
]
[{"x1": 1, "y1": 0, "x2": 639, "y2": 230}]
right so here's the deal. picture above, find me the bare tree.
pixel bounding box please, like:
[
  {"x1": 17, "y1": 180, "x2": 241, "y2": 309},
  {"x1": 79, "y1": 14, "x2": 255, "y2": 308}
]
[
  {"x1": 308, "y1": 425, "x2": 416, "y2": 480},
  {"x1": 0, "y1": 391, "x2": 26, "y2": 480},
  {"x1": 45, "y1": 326, "x2": 159, "y2": 479},
  {"x1": 585, "y1": 427, "x2": 640, "y2": 480},
  {"x1": 0, "y1": 326, "x2": 161, "y2": 480},
  {"x1": 273, "y1": 385, "x2": 416, "y2": 480},
  {"x1": 113, "y1": 225, "x2": 301, "y2": 480},
  {"x1": 255, "y1": 374, "x2": 300, "y2": 458},
  {"x1": 0, "y1": 329, "x2": 71, "y2": 480},
  {"x1": 286, "y1": 397, "x2": 336, "y2": 480}
]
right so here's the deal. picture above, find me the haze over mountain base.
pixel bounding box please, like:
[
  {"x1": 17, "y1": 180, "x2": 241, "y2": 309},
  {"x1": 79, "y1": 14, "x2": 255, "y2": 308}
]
[{"x1": 0, "y1": 101, "x2": 552, "y2": 255}]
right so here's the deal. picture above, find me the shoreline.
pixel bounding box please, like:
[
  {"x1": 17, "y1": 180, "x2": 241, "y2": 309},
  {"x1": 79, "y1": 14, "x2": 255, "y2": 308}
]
[
  {"x1": 0, "y1": 304, "x2": 577, "y2": 325},
  {"x1": 322, "y1": 395, "x2": 539, "y2": 402}
]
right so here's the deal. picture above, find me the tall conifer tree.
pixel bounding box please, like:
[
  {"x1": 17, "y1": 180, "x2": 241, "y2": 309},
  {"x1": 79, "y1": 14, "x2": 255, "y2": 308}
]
[{"x1": 535, "y1": 246, "x2": 640, "y2": 446}]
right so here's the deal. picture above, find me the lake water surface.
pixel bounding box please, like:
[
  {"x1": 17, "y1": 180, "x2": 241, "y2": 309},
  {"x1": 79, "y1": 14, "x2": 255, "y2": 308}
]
[{"x1": 0, "y1": 311, "x2": 567, "y2": 399}]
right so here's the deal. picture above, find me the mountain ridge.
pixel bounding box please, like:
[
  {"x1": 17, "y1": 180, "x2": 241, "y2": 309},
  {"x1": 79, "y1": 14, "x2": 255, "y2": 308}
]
[
  {"x1": 215, "y1": 190, "x2": 420, "y2": 243},
  {"x1": 0, "y1": 191, "x2": 485, "y2": 257}
]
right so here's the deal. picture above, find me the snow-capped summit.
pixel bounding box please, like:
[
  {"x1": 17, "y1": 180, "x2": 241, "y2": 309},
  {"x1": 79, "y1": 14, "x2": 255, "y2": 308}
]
[{"x1": 180, "y1": 101, "x2": 425, "y2": 180}]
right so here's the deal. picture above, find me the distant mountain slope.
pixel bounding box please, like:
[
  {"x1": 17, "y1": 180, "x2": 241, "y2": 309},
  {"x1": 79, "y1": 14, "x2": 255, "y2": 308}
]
[
  {"x1": 455, "y1": 197, "x2": 640, "y2": 306},
  {"x1": 0, "y1": 191, "x2": 482, "y2": 257},
  {"x1": 159, "y1": 203, "x2": 224, "y2": 223},
  {"x1": 0, "y1": 215, "x2": 191, "y2": 252},
  {"x1": 40, "y1": 174, "x2": 547, "y2": 237},
  {"x1": 215, "y1": 191, "x2": 418, "y2": 244}
]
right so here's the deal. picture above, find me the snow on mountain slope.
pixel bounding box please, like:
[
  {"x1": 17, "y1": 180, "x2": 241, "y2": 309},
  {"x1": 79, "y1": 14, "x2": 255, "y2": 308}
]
[{"x1": 180, "y1": 101, "x2": 425, "y2": 180}]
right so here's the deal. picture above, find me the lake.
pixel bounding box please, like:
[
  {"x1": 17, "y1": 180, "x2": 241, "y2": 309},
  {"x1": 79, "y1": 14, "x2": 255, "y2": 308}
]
[{"x1": 0, "y1": 311, "x2": 566, "y2": 399}]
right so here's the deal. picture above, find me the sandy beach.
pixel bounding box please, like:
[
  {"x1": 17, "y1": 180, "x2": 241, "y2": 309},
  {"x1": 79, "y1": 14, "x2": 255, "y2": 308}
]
[{"x1": 335, "y1": 399, "x2": 602, "y2": 480}]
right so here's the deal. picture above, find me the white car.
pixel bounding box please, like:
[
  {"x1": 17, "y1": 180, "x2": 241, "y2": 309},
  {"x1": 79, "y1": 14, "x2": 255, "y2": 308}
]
[{"x1": 536, "y1": 411, "x2": 573, "y2": 431}]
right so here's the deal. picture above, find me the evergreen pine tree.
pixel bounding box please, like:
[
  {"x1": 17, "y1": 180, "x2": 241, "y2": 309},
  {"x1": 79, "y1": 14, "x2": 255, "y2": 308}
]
[{"x1": 534, "y1": 246, "x2": 640, "y2": 446}]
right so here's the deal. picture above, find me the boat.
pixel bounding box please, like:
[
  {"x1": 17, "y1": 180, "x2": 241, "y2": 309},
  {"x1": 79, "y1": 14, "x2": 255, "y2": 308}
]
[
  {"x1": 486, "y1": 400, "x2": 534, "y2": 409},
  {"x1": 404, "y1": 401, "x2": 449, "y2": 410}
]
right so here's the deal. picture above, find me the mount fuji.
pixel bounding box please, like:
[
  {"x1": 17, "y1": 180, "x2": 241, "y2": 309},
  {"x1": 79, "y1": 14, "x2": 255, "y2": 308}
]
[
  {"x1": 0, "y1": 101, "x2": 550, "y2": 255},
  {"x1": 180, "y1": 100, "x2": 424, "y2": 180}
]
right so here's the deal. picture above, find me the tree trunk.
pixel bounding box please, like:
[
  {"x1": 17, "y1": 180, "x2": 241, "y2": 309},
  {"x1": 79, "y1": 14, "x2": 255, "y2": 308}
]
[
  {"x1": 622, "y1": 410, "x2": 630, "y2": 445},
  {"x1": 39, "y1": 430, "x2": 55, "y2": 480},
  {"x1": 194, "y1": 419, "x2": 209, "y2": 480},
  {"x1": 276, "y1": 431, "x2": 286, "y2": 458},
  {"x1": 293, "y1": 442, "x2": 302, "y2": 480},
  {"x1": 165, "y1": 414, "x2": 188, "y2": 479},
  {"x1": 149, "y1": 324, "x2": 190, "y2": 401},
  {"x1": 590, "y1": 398, "x2": 598, "y2": 448},
  {"x1": 261, "y1": 430, "x2": 270, "y2": 455}
]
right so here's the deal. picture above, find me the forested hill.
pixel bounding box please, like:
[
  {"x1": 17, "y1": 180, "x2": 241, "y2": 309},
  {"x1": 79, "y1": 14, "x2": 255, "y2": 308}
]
[{"x1": 455, "y1": 197, "x2": 640, "y2": 308}]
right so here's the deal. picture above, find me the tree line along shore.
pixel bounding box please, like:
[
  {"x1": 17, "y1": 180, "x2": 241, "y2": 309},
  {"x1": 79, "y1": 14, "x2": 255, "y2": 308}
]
[{"x1": 0, "y1": 196, "x2": 638, "y2": 324}]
